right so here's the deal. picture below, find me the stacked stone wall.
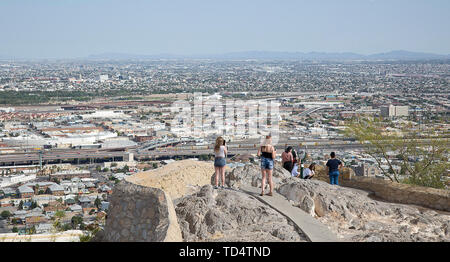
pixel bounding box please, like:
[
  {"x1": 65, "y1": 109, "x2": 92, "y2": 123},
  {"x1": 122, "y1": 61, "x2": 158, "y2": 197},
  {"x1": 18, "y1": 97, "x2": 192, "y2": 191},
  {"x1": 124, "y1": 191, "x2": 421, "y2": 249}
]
[{"x1": 314, "y1": 165, "x2": 450, "y2": 212}]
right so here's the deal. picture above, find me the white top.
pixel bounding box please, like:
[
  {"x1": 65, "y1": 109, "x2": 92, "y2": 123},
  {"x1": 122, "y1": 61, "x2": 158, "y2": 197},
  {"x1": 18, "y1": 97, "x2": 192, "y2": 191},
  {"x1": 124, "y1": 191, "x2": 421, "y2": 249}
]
[
  {"x1": 291, "y1": 164, "x2": 299, "y2": 177},
  {"x1": 303, "y1": 168, "x2": 315, "y2": 178},
  {"x1": 215, "y1": 145, "x2": 226, "y2": 158}
]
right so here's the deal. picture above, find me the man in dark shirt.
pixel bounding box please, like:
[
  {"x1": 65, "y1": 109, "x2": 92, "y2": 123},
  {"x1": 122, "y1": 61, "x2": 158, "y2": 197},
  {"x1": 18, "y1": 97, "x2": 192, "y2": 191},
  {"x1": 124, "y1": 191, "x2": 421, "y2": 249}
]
[{"x1": 326, "y1": 152, "x2": 343, "y2": 185}]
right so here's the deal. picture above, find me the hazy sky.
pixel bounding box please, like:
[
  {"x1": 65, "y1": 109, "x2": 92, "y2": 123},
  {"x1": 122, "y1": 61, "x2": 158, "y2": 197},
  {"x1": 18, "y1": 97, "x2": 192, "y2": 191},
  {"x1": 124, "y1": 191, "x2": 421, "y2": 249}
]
[{"x1": 1, "y1": 0, "x2": 449, "y2": 58}]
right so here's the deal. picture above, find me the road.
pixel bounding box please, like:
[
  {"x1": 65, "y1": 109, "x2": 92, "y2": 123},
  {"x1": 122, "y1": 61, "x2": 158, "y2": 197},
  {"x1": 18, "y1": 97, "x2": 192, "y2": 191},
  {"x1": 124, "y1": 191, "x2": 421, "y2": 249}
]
[
  {"x1": 0, "y1": 141, "x2": 362, "y2": 165},
  {"x1": 0, "y1": 138, "x2": 443, "y2": 165}
]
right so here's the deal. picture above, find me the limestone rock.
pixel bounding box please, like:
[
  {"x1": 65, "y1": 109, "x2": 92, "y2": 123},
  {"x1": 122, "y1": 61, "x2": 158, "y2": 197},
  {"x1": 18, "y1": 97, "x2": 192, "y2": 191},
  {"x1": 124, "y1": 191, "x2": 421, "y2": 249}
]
[
  {"x1": 211, "y1": 162, "x2": 292, "y2": 190},
  {"x1": 175, "y1": 185, "x2": 308, "y2": 242},
  {"x1": 93, "y1": 180, "x2": 182, "y2": 242},
  {"x1": 277, "y1": 178, "x2": 450, "y2": 242},
  {"x1": 299, "y1": 195, "x2": 315, "y2": 216}
]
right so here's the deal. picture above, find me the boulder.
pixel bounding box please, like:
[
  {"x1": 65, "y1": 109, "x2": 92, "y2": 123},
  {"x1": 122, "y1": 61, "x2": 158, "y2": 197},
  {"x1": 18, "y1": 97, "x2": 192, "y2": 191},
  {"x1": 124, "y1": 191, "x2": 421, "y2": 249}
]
[
  {"x1": 93, "y1": 180, "x2": 182, "y2": 242},
  {"x1": 175, "y1": 185, "x2": 308, "y2": 242},
  {"x1": 211, "y1": 162, "x2": 292, "y2": 190},
  {"x1": 298, "y1": 195, "x2": 315, "y2": 216},
  {"x1": 277, "y1": 179, "x2": 450, "y2": 242}
]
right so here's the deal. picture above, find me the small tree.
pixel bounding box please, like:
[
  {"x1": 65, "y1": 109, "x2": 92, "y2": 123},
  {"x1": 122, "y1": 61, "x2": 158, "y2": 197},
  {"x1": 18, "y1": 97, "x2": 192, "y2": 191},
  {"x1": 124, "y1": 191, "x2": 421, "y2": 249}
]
[
  {"x1": 62, "y1": 223, "x2": 72, "y2": 231},
  {"x1": 94, "y1": 197, "x2": 102, "y2": 209},
  {"x1": 30, "y1": 201, "x2": 38, "y2": 209},
  {"x1": 54, "y1": 210, "x2": 65, "y2": 220},
  {"x1": 27, "y1": 225, "x2": 36, "y2": 235},
  {"x1": 53, "y1": 220, "x2": 62, "y2": 232},
  {"x1": 18, "y1": 200, "x2": 24, "y2": 210},
  {"x1": 1, "y1": 210, "x2": 12, "y2": 219},
  {"x1": 71, "y1": 215, "x2": 83, "y2": 229},
  {"x1": 345, "y1": 118, "x2": 449, "y2": 189}
]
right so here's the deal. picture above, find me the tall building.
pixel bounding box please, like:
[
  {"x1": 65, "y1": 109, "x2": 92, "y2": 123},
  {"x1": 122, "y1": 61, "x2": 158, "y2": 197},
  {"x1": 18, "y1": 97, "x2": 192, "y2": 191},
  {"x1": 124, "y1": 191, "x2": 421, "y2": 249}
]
[
  {"x1": 380, "y1": 105, "x2": 409, "y2": 118},
  {"x1": 98, "y1": 75, "x2": 109, "y2": 83}
]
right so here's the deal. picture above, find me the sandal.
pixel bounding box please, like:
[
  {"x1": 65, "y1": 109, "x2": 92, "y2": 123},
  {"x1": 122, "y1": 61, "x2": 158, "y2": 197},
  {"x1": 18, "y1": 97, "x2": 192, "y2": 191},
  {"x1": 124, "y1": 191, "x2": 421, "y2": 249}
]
[
  {"x1": 260, "y1": 192, "x2": 264, "y2": 196},
  {"x1": 267, "y1": 192, "x2": 273, "y2": 196}
]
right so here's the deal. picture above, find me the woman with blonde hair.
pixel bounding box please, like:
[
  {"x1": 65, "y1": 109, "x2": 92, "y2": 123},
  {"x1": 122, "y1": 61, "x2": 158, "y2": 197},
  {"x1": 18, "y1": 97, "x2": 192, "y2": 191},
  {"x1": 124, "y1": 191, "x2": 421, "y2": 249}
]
[
  {"x1": 257, "y1": 135, "x2": 276, "y2": 196},
  {"x1": 213, "y1": 136, "x2": 227, "y2": 189}
]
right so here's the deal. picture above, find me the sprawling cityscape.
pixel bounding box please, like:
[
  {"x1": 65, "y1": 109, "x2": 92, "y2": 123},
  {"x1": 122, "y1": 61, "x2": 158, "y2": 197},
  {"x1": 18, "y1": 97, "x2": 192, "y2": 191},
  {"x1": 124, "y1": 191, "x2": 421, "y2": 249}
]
[
  {"x1": 0, "y1": 59, "x2": 448, "y2": 241},
  {"x1": 0, "y1": 1, "x2": 449, "y2": 251}
]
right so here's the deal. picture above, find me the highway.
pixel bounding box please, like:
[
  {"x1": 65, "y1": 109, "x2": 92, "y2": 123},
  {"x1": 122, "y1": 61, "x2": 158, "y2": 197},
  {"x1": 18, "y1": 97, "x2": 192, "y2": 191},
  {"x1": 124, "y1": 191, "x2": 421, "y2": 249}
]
[
  {"x1": 0, "y1": 138, "x2": 444, "y2": 165},
  {"x1": 0, "y1": 141, "x2": 365, "y2": 165},
  {"x1": 0, "y1": 149, "x2": 126, "y2": 165}
]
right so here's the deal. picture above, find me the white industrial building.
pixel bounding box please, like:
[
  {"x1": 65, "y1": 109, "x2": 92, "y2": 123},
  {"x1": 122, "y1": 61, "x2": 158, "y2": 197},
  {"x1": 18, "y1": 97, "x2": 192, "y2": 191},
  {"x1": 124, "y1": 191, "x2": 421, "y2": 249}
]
[
  {"x1": 98, "y1": 74, "x2": 109, "y2": 82},
  {"x1": 0, "y1": 174, "x2": 37, "y2": 188},
  {"x1": 81, "y1": 110, "x2": 130, "y2": 119},
  {"x1": 380, "y1": 105, "x2": 409, "y2": 118}
]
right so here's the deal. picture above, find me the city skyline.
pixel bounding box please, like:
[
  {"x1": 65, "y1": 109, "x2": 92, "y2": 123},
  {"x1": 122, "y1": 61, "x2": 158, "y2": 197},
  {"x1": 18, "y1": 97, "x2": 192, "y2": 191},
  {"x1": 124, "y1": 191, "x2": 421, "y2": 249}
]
[{"x1": 1, "y1": 0, "x2": 450, "y2": 59}]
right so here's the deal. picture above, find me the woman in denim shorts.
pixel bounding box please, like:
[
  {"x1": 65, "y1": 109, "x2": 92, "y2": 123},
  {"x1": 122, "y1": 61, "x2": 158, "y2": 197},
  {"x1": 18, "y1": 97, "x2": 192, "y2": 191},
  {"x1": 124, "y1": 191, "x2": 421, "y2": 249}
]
[
  {"x1": 213, "y1": 137, "x2": 227, "y2": 189},
  {"x1": 257, "y1": 135, "x2": 276, "y2": 196}
]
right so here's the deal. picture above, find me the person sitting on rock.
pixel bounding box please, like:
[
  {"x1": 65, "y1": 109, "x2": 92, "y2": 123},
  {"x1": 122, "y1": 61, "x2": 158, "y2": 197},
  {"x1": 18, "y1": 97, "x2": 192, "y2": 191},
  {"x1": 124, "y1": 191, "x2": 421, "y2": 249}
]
[
  {"x1": 302, "y1": 163, "x2": 316, "y2": 179},
  {"x1": 291, "y1": 159, "x2": 301, "y2": 178},
  {"x1": 213, "y1": 136, "x2": 227, "y2": 189},
  {"x1": 281, "y1": 146, "x2": 294, "y2": 173},
  {"x1": 326, "y1": 152, "x2": 343, "y2": 185},
  {"x1": 257, "y1": 135, "x2": 276, "y2": 196}
]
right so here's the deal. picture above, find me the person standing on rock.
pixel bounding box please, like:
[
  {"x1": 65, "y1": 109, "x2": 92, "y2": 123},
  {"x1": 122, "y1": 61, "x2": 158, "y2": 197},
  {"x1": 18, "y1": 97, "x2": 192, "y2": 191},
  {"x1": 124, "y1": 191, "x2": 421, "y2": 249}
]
[
  {"x1": 326, "y1": 152, "x2": 343, "y2": 185},
  {"x1": 257, "y1": 135, "x2": 276, "y2": 196},
  {"x1": 292, "y1": 148, "x2": 297, "y2": 165},
  {"x1": 281, "y1": 146, "x2": 294, "y2": 173},
  {"x1": 214, "y1": 136, "x2": 227, "y2": 189}
]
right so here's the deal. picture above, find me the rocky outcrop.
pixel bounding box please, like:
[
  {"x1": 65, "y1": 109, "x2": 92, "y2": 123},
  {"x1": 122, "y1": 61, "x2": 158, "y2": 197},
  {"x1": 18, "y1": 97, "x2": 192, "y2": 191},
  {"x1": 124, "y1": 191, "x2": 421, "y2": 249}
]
[
  {"x1": 94, "y1": 161, "x2": 449, "y2": 242},
  {"x1": 93, "y1": 180, "x2": 182, "y2": 242},
  {"x1": 126, "y1": 159, "x2": 216, "y2": 200},
  {"x1": 278, "y1": 179, "x2": 450, "y2": 242},
  {"x1": 314, "y1": 164, "x2": 450, "y2": 212},
  {"x1": 211, "y1": 162, "x2": 291, "y2": 190},
  {"x1": 340, "y1": 176, "x2": 450, "y2": 212},
  {"x1": 175, "y1": 185, "x2": 308, "y2": 242}
]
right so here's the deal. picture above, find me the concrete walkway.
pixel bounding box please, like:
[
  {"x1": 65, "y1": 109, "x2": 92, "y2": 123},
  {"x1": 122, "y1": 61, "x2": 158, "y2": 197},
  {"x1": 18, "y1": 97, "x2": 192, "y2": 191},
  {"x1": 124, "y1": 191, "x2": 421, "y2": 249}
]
[{"x1": 240, "y1": 186, "x2": 340, "y2": 242}]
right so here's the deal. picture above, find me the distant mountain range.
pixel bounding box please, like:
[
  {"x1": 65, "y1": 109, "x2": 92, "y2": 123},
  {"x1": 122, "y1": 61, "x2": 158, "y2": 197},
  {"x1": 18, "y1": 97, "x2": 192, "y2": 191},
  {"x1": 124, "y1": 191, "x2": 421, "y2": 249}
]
[
  {"x1": 1, "y1": 50, "x2": 449, "y2": 61},
  {"x1": 86, "y1": 50, "x2": 450, "y2": 61}
]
